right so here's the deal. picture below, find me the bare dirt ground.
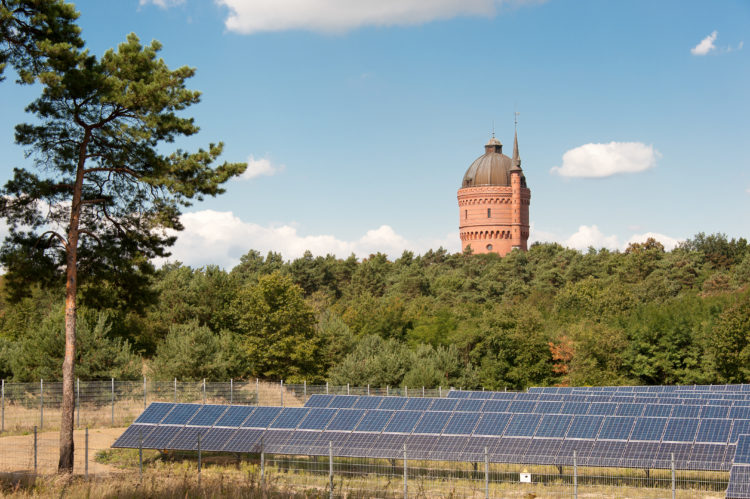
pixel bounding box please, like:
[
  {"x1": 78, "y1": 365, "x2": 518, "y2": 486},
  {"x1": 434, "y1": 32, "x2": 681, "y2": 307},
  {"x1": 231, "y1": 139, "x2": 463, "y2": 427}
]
[{"x1": 0, "y1": 427, "x2": 124, "y2": 475}]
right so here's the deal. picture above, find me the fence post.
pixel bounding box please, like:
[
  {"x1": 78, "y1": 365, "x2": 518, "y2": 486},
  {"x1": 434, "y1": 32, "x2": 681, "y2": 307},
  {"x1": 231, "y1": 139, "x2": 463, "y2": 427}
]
[
  {"x1": 197, "y1": 433, "x2": 202, "y2": 487},
  {"x1": 573, "y1": 450, "x2": 578, "y2": 499},
  {"x1": 34, "y1": 426, "x2": 37, "y2": 475},
  {"x1": 143, "y1": 375, "x2": 147, "y2": 410},
  {"x1": 303, "y1": 380, "x2": 307, "y2": 403},
  {"x1": 202, "y1": 378, "x2": 206, "y2": 404},
  {"x1": 230, "y1": 379, "x2": 233, "y2": 405},
  {"x1": 326, "y1": 381, "x2": 329, "y2": 395},
  {"x1": 671, "y1": 452, "x2": 675, "y2": 499},
  {"x1": 347, "y1": 383, "x2": 349, "y2": 396},
  {"x1": 256, "y1": 378, "x2": 259, "y2": 405},
  {"x1": 39, "y1": 379, "x2": 43, "y2": 430},
  {"x1": 403, "y1": 443, "x2": 408, "y2": 499},
  {"x1": 484, "y1": 447, "x2": 490, "y2": 499},
  {"x1": 367, "y1": 384, "x2": 370, "y2": 396},
  {"x1": 174, "y1": 378, "x2": 177, "y2": 403},
  {"x1": 329, "y1": 441, "x2": 334, "y2": 499},
  {"x1": 280, "y1": 379, "x2": 284, "y2": 407},
  {"x1": 1, "y1": 378, "x2": 4, "y2": 433},
  {"x1": 85, "y1": 427, "x2": 89, "y2": 479},
  {"x1": 139, "y1": 428, "x2": 143, "y2": 481},
  {"x1": 76, "y1": 378, "x2": 80, "y2": 428},
  {"x1": 405, "y1": 385, "x2": 408, "y2": 398},
  {"x1": 439, "y1": 386, "x2": 442, "y2": 398},
  {"x1": 387, "y1": 385, "x2": 389, "y2": 396},
  {"x1": 111, "y1": 378, "x2": 115, "y2": 426},
  {"x1": 260, "y1": 436, "x2": 265, "y2": 489}
]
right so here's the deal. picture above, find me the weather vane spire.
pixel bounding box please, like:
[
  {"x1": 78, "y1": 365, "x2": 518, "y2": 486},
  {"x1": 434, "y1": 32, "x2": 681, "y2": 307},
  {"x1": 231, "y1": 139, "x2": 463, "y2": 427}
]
[
  {"x1": 492, "y1": 120, "x2": 495, "y2": 138},
  {"x1": 514, "y1": 110, "x2": 520, "y2": 131}
]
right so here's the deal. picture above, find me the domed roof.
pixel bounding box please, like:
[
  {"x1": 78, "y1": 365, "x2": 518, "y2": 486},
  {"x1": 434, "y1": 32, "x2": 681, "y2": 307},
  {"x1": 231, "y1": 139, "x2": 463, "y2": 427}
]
[{"x1": 461, "y1": 138, "x2": 513, "y2": 187}]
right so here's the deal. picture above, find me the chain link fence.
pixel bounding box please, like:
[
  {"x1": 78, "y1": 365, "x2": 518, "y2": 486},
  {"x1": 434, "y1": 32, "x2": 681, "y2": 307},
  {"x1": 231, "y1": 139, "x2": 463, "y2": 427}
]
[{"x1": 0, "y1": 379, "x2": 733, "y2": 497}]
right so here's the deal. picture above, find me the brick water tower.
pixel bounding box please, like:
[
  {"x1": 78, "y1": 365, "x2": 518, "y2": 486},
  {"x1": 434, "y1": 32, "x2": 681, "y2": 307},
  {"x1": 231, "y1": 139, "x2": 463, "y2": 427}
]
[{"x1": 458, "y1": 131, "x2": 530, "y2": 256}]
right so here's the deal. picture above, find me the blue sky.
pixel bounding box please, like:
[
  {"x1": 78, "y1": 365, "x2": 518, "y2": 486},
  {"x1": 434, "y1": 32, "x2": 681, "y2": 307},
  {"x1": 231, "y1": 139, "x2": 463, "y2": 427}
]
[{"x1": 1, "y1": 0, "x2": 748, "y2": 267}]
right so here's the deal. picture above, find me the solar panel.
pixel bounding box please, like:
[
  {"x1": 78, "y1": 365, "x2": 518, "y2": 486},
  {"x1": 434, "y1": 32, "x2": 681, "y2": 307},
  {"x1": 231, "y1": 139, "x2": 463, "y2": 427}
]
[
  {"x1": 328, "y1": 395, "x2": 358, "y2": 408},
  {"x1": 260, "y1": 430, "x2": 295, "y2": 452},
  {"x1": 508, "y1": 400, "x2": 537, "y2": 413},
  {"x1": 169, "y1": 427, "x2": 211, "y2": 450},
  {"x1": 298, "y1": 408, "x2": 337, "y2": 430},
  {"x1": 403, "y1": 398, "x2": 434, "y2": 411},
  {"x1": 368, "y1": 433, "x2": 407, "y2": 459},
  {"x1": 142, "y1": 426, "x2": 182, "y2": 449},
  {"x1": 731, "y1": 407, "x2": 750, "y2": 420},
  {"x1": 384, "y1": 410, "x2": 422, "y2": 434},
  {"x1": 413, "y1": 411, "x2": 451, "y2": 434},
  {"x1": 215, "y1": 405, "x2": 254, "y2": 427},
  {"x1": 566, "y1": 415, "x2": 604, "y2": 439},
  {"x1": 492, "y1": 438, "x2": 532, "y2": 463},
  {"x1": 188, "y1": 405, "x2": 228, "y2": 426},
  {"x1": 341, "y1": 432, "x2": 375, "y2": 456},
  {"x1": 615, "y1": 403, "x2": 645, "y2": 417},
  {"x1": 737, "y1": 435, "x2": 750, "y2": 465},
  {"x1": 429, "y1": 398, "x2": 459, "y2": 412},
  {"x1": 598, "y1": 416, "x2": 635, "y2": 440},
  {"x1": 642, "y1": 404, "x2": 672, "y2": 418},
  {"x1": 270, "y1": 408, "x2": 310, "y2": 429},
  {"x1": 654, "y1": 443, "x2": 692, "y2": 468},
  {"x1": 428, "y1": 435, "x2": 468, "y2": 460},
  {"x1": 281, "y1": 430, "x2": 324, "y2": 455},
  {"x1": 695, "y1": 418, "x2": 731, "y2": 443},
  {"x1": 313, "y1": 431, "x2": 352, "y2": 454},
  {"x1": 161, "y1": 404, "x2": 201, "y2": 425},
  {"x1": 556, "y1": 439, "x2": 593, "y2": 465},
  {"x1": 112, "y1": 424, "x2": 156, "y2": 448},
  {"x1": 534, "y1": 401, "x2": 564, "y2": 414},
  {"x1": 689, "y1": 443, "x2": 729, "y2": 470},
  {"x1": 135, "y1": 403, "x2": 175, "y2": 424},
  {"x1": 462, "y1": 436, "x2": 498, "y2": 461},
  {"x1": 670, "y1": 405, "x2": 701, "y2": 418},
  {"x1": 700, "y1": 405, "x2": 729, "y2": 419},
  {"x1": 481, "y1": 400, "x2": 510, "y2": 413},
  {"x1": 534, "y1": 414, "x2": 573, "y2": 438},
  {"x1": 560, "y1": 402, "x2": 589, "y2": 415},
  {"x1": 455, "y1": 399, "x2": 485, "y2": 412},
  {"x1": 524, "y1": 438, "x2": 563, "y2": 465},
  {"x1": 726, "y1": 465, "x2": 750, "y2": 499},
  {"x1": 304, "y1": 394, "x2": 333, "y2": 408},
  {"x1": 355, "y1": 410, "x2": 394, "y2": 432},
  {"x1": 587, "y1": 403, "x2": 617, "y2": 416},
  {"x1": 663, "y1": 418, "x2": 699, "y2": 443},
  {"x1": 472, "y1": 413, "x2": 508, "y2": 436},
  {"x1": 587, "y1": 440, "x2": 627, "y2": 467},
  {"x1": 218, "y1": 428, "x2": 263, "y2": 453},
  {"x1": 447, "y1": 390, "x2": 470, "y2": 398},
  {"x1": 326, "y1": 409, "x2": 365, "y2": 431},
  {"x1": 733, "y1": 421, "x2": 750, "y2": 443},
  {"x1": 378, "y1": 397, "x2": 407, "y2": 410},
  {"x1": 200, "y1": 427, "x2": 237, "y2": 451},
  {"x1": 630, "y1": 417, "x2": 667, "y2": 441},
  {"x1": 403, "y1": 435, "x2": 435, "y2": 459},
  {"x1": 622, "y1": 441, "x2": 660, "y2": 466},
  {"x1": 352, "y1": 396, "x2": 383, "y2": 409},
  {"x1": 490, "y1": 392, "x2": 517, "y2": 400},
  {"x1": 242, "y1": 406, "x2": 283, "y2": 428},
  {"x1": 504, "y1": 413, "x2": 541, "y2": 438}
]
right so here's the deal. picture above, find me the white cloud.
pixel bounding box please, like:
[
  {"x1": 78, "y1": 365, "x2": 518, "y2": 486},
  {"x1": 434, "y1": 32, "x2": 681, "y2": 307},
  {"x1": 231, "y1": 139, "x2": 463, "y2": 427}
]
[
  {"x1": 564, "y1": 225, "x2": 620, "y2": 251},
  {"x1": 140, "y1": 0, "x2": 184, "y2": 7},
  {"x1": 691, "y1": 31, "x2": 718, "y2": 55},
  {"x1": 531, "y1": 223, "x2": 681, "y2": 252},
  {"x1": 163, "y1": 209, "x2": 460, "y2": 268},
  {"x1": 216, "y1": 0, "x2": 538, "y2": 35},
  {"x1": 239, "y1": 155, "x2": 284, "y2": 180},
  {"x1": 551, "y1": 142, "x2": 660, "y2": 178},
  {"x1": 625, "y1": 232, "x2": 681, "y2": 251}
]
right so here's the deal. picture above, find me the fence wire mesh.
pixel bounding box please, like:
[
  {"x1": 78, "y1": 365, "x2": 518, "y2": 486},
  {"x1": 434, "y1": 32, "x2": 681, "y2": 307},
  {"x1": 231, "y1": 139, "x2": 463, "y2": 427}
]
[{"x1": 0, "y1": 379, "x2": 737, "y2": 497}]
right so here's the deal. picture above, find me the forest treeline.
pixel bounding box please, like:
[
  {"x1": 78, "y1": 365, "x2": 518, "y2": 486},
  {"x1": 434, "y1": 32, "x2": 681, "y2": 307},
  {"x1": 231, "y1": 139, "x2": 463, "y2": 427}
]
[{"x1": 1, "y1": 232, "x2": 749, "y2": 389}]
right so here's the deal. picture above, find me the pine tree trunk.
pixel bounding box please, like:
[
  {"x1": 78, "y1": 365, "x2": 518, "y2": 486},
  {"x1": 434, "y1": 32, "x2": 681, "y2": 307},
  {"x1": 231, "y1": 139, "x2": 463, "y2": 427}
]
[{"x1": 58, "y1": 131, "x2": 89, "y2": 473}]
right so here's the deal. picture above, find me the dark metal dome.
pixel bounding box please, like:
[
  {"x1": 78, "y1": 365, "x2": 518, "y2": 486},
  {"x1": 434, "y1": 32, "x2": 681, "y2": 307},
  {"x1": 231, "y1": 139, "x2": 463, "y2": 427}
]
[{"x1": 461, "y1": 138, "x2": 513, "y2": 187}]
